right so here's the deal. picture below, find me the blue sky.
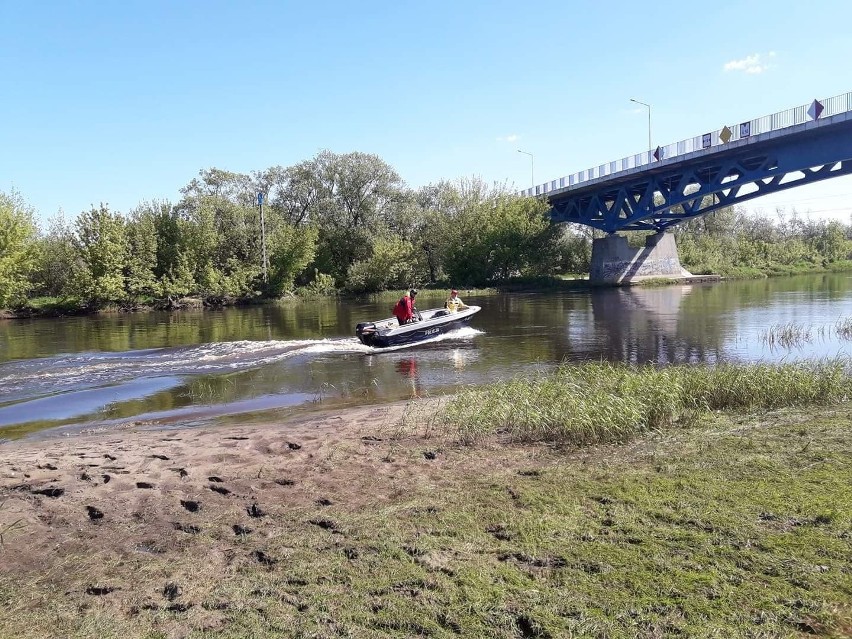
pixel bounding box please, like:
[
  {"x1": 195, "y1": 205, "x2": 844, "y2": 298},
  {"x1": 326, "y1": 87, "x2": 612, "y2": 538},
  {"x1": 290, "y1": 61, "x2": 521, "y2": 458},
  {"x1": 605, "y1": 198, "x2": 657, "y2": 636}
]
[{"x1": 2, "y1": 0, "x2": 851, "y2": 224}]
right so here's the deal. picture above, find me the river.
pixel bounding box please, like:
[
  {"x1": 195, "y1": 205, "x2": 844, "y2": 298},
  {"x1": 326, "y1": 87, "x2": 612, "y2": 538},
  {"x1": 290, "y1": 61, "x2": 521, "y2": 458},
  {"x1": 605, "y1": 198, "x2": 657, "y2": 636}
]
[{"x1": 1, "y1": 273, "x2": 851, "y2": 439}]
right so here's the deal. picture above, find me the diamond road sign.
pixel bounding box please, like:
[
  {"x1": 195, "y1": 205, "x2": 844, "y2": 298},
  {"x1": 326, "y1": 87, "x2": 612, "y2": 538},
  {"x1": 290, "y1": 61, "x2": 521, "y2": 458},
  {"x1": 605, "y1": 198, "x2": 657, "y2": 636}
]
[
  {"x1": 808, "y1": 99, "x2": 824, "y2": 120},
  {"x1": 719, "y1": 126, "x2": 732, "y2": 144}
]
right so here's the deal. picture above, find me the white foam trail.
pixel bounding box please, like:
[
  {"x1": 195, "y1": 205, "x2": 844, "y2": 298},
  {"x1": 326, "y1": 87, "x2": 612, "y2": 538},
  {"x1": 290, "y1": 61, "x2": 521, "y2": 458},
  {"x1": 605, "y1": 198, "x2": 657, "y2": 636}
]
[
  {"x1": 0, "y1": 328, "x2": 484, "y2": 402},
  {"x1": 0, "y1": 338, "x2": 358, "y2": 400}
]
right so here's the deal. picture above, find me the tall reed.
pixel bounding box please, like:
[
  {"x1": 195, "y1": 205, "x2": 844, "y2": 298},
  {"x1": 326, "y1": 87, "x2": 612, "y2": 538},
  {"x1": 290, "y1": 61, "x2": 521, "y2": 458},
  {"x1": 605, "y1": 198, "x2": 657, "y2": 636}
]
[{"x1": 439, "y1": 359, "x2": 850, "y2": 446}]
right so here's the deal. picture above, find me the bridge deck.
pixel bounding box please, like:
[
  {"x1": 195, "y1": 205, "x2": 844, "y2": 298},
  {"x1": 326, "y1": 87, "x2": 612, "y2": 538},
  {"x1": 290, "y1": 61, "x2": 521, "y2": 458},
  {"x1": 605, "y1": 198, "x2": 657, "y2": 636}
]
[{"x1": 528, "y1": 92, "x2": 852, "y2": 233}]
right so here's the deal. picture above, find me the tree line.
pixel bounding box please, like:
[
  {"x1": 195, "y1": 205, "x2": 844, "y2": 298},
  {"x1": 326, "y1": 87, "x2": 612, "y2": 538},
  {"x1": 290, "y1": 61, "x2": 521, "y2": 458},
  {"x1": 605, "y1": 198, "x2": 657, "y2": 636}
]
[{"x1": 1, "y1": 150, "x2": 851, "y2": 311}]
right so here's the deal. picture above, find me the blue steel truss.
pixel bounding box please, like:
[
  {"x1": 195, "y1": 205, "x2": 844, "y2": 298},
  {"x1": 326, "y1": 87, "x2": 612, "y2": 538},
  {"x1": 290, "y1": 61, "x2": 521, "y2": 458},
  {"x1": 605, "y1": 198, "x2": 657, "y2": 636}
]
[{"x1": 547, "y1": 115, "x2": 852, "y2": 233}]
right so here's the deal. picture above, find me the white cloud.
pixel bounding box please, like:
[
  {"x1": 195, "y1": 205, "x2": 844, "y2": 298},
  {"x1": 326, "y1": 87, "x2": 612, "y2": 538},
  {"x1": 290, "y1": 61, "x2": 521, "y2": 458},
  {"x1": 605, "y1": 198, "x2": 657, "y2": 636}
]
[
  {"x1": 496, "y1": 134, "x2": 520, "y2": 143},
  {"x1": 723, "y1": 52, "x2": 776, "y2": 74}
]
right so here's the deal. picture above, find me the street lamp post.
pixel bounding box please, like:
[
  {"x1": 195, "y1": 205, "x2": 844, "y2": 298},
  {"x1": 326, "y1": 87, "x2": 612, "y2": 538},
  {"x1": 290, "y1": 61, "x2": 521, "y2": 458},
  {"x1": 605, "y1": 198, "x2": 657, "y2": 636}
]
[
  {"x1": 629, "y1": 98, "x2": 652, "y2": 158},
  {"x1": 517, "y1": 149, "x2": 534, "y2": 190}
]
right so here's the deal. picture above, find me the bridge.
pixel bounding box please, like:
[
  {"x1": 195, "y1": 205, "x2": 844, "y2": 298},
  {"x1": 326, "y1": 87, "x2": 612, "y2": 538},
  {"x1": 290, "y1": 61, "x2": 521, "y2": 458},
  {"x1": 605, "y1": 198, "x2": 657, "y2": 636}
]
[{"x1": 527, "y1": 91, "x2": 852, "y2": 283}]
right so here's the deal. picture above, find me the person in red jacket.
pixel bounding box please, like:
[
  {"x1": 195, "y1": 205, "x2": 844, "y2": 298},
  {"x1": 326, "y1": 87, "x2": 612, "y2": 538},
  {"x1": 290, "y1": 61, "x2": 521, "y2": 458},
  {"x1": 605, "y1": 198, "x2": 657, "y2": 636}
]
[{"x1": 393, "y1": 289, "x2": 419, "y2": 324}]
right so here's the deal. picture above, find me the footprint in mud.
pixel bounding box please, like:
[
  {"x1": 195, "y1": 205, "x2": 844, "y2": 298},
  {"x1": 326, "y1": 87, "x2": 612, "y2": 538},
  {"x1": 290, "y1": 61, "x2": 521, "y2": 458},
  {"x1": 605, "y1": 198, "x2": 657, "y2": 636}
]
[
  {"x1": 423, "y1": 451, "x2": 437, "y2": 460},
  {"x1": 208, "y1": 476, "x2": 224, "y2": 483},
  {"x1": 80, "y1": 472, "x2": 91, "y2": 481},
  {"x1": 37, "y1": 463, "x2": 58, "y2": 470},
  {"x1": 287, "y1": 442, "x2": 302, "y2": 450},
  {"x1": 224, "y1": 436, "x2": 249, "y2": 441},
  {"x1": 86, "y1": 506, "x2": 104, "y2": 520},
  {"x1": 103, "y1": 454, "x2": 117, "y2": 461},
  {"x1": 150, "y1": 454, "x2": 170, "y2": 461},
  {"x1": 246, "y1": 503, "x2": 266, "y2": 518},
  {"x1": 316, "y1": 498, "x2": 333, "y2": 507},
  {"x1": 172, "y1": 522, "x2": 200, "y2": 534},
  {"x1": 251, "y1": 550, "x2": 277, "y2": 567},
  {"x1": 32, "y1": 487, "x2": 64, "y2": 498},
  {"x1": 209, "y1": 485, "x2": 231, "y2": 496},
  {"x1": 170, "y1": 468, "x2": 189, "y2": 478},
  {"x1": 180, "y1": 500, "x2": 201, "y2": 513},
  {"x1": 486, "y1": 524, "x2": 513, "y2": 541},
  {"x1": 135, "y1": 540, "x2": 167, "y2": 555},
  {"x1": 166, "y1": 603, "x2": 192, "y2": 613},
  {"x1": 102, "y1": 474, "x2": 111, "y2": 484},
  {"x1": 233, "y1": 524, "x2": 252, "y2": 536},
  {"x1": 518, "y1": 469, "x2": 541, "y2": 477},
  {"x1": 274, "y1": 478, "x2": 295, "y2": 487},
  {"x1": 163, "y1": 583, "x2": 182, "y2": 601},
  {"x1": 136, "y1": 482, "x2": 154, "y2": 489},
  {"x1": 308, "y1": 518, "x2": 338, "y2": 531},
  {"x1": 86, "y1": 585, "x2": 117, "y2": 596}
]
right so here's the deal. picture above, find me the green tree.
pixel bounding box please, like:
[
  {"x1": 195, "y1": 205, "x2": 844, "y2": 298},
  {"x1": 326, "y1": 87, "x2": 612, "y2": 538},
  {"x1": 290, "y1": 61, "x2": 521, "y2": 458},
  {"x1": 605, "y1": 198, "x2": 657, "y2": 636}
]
[
  {"x1": 344, "y1": 234, "x2": 419, "y2": 294},
  {"x1": 437, "y1": 180, "x2": 558, "y2": 283},
  {"x1": 303, "y1": 151, "x2": 406, "y2": 284},
  {"x1": 150, "y1": 202, "x2": 200, "y2": 299},
  {"x1": 0, "y1": 190, "x2": 39, "y2": 308},
  {"x1": 124, "y1": 202, "x2": 159, "y2": 301},
  {"x1": 266, "y1": 223, "x2": 318, "y2": 297},
  {"x1": 73, "y1": 204, "x2": 128, "y2": 305},
  {"x1": 31, "y1": 211, "x2": 78, "y2": 298},
  {"x1": 555, "y1": 225, "x2": 594, "y2": 274}
]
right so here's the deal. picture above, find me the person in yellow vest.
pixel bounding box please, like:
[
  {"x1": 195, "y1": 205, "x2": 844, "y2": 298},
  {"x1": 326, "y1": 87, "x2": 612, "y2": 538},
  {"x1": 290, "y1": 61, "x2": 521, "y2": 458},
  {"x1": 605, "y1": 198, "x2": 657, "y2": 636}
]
[{"x1": 444, "y1": 289, "x2": 469, "y2": 313}]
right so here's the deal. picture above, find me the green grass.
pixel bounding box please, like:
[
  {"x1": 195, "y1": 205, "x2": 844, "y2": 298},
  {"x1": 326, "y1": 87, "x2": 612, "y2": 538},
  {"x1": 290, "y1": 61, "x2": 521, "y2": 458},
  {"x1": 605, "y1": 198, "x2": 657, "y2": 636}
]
[
  {"x1": 10, "y1": 296, "x2": 88, "y2": 316},
  {"x1": 2, "y1": 405, "x2": 850, "y2": 638},
  {"x1": 836, "y1": 318, "x2": 852, "y2": 341},
  {"x1": 631, "y1": 277, "x2": 687, "y2": 287},
  {"x1": 438, "y1": 360, "x2": 851, "y2": 445},
  {"x1": 1, "y1": 362, "x2": 851, "y2": 638}
]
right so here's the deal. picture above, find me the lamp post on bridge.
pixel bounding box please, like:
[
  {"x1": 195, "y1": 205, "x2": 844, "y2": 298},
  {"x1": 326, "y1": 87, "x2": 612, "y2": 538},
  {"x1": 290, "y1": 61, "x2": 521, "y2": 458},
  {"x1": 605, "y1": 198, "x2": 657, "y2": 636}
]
[
  {"x1": 629, "y1": 98, "x2": 652, "y2": 160},
  {"x1": 517, "y1": 149, "x2": 534, "y2": 190}
]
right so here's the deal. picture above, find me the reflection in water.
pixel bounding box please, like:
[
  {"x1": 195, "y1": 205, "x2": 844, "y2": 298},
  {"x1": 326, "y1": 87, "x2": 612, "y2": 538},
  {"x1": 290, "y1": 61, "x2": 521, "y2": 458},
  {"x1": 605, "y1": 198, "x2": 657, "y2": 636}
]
[
  {"x1": 1, "y1": 274, "x2": 851, "y2": 438},
  {"x1": 449, "y1": 348, "x2": 467, "y2": 370},
  {"x1": 395, "y1": 358, "x2": 421, "y2": 399},
  {"x1": 589, "y1": 286, "x2": 726, "y2": 365}
]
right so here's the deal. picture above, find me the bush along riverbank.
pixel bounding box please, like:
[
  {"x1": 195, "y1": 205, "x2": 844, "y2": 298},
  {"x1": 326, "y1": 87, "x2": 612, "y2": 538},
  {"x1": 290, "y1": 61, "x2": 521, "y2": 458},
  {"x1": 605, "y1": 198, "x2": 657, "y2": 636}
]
[
  {"x1": 0, "y1": 361, "x2": 850, "y2": 638},
  {"x1": 4, "y1": 167, "x2": 852, "y2": 319}
]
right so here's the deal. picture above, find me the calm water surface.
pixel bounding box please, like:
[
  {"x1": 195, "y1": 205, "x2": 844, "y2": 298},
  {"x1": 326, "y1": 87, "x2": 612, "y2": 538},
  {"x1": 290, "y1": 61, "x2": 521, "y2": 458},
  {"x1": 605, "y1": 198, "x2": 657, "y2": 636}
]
[{"x1": 1, "y1": 274, "x2": 851, "y2": 439}]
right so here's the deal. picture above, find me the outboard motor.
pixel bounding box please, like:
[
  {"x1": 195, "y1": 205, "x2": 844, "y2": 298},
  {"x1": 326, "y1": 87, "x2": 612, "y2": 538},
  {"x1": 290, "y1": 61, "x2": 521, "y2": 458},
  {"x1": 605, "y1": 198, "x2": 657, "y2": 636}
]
[{"x1": 355, "y1": 322, "x2": 377, "y2": 346}]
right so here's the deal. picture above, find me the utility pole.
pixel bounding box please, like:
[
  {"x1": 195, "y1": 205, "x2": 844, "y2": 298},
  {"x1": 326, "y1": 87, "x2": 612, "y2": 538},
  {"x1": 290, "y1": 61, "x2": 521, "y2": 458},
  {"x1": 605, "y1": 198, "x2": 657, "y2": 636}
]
[
  {"x1": 630, "y1": 98, "x2": 652, "y2": 159},
  {"x1": 258, "y1": 192, "x2": 268, "y2": 283}
]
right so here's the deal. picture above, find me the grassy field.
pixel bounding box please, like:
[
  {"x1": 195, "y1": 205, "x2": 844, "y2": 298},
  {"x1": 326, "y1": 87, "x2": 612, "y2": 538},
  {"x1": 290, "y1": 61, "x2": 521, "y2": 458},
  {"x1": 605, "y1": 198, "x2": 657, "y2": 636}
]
[{"x1": 1, "y1": 363, "x2": 850, "y2": 638}]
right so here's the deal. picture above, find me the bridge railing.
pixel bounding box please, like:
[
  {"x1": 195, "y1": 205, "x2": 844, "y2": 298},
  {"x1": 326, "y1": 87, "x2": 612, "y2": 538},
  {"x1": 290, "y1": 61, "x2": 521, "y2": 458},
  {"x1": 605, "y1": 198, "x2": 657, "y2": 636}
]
[{"x1": 522, "y1": 91, "x2": 852, "y2": 197}]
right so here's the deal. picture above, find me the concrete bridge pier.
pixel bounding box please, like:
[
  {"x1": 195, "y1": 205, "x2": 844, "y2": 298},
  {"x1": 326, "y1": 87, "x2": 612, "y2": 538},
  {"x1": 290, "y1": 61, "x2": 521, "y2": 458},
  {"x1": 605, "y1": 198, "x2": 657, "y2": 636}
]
[{"x1": 589, "y1": 232, "x2": 693, "y2": 285}]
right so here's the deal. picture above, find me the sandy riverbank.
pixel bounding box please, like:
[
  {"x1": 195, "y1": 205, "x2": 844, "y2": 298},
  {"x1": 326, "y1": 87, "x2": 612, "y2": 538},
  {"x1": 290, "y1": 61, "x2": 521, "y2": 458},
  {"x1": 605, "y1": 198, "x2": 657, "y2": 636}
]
[
  {"x1": 0, "y1": 399, "x2": 553, "y2": 637},
  {"x1": 0, "y1": 400, "x2": 454, "y2": 572},
  {"x1": 1, "y1": 402, "x2": 850, "y2": 638}
]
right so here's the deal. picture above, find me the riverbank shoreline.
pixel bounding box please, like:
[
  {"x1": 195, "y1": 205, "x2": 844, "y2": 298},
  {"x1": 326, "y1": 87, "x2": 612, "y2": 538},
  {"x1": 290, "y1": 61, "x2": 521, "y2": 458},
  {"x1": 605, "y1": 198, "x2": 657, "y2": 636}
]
[
  {"x1": 5, "y1": 262, "x2": 852, "y2": 320},
  {"x1": 1, "y1": 399, "x2": 850, "y2": 638}
]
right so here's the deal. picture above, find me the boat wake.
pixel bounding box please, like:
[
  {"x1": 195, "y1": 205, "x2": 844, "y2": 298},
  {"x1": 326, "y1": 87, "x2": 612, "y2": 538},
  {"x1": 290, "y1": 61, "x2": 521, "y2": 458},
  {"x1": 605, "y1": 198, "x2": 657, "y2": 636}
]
[{"x1": 0, "y1": 328, "x2": 484, "y2": 405}]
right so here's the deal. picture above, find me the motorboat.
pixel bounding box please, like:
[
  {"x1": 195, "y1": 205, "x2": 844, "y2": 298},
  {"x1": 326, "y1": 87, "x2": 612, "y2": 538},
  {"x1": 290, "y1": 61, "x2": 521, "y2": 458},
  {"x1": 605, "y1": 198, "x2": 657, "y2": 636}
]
[{"x1": 356, "y1": 305, "x2": 481, "y2": 348}]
